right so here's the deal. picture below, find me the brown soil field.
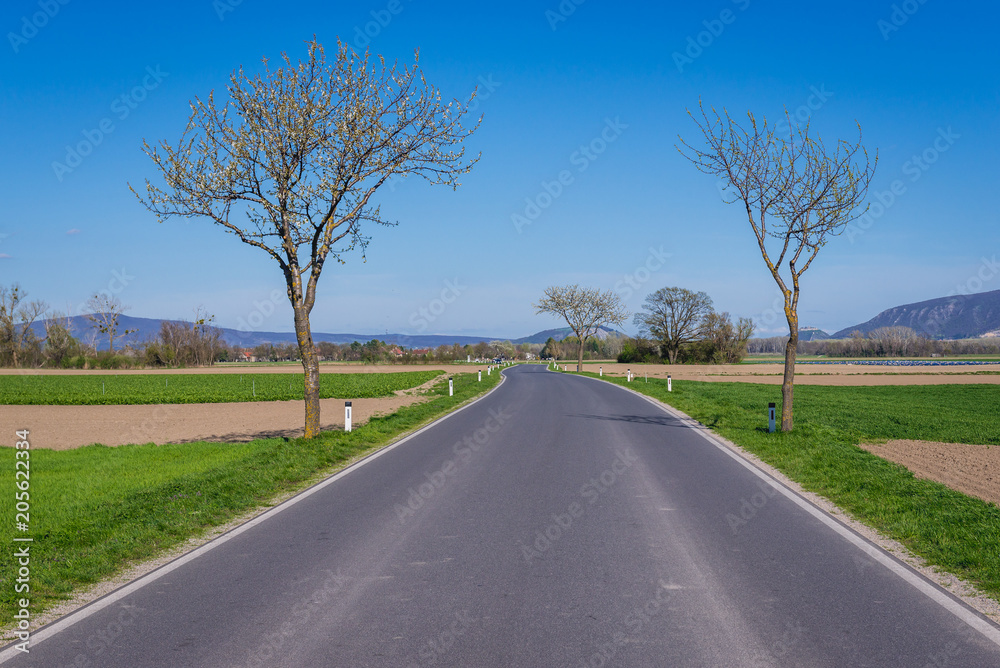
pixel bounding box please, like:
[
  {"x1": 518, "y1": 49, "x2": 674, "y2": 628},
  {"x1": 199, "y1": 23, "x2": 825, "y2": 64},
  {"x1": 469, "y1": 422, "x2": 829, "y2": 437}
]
[
  {"x1": 860, "y1": 440, "x2": 1000, "y2": 508},
  {"x1": 0, "y1": 362, "x2": 481, "y2": 376},
  {"x1": 1, "y1": 394, "x2": 429, "y2": 450},
  {"x1": 1, "y1": 369, "x2": 454, "y2": 449},
  {"x1": 563, "y1": 362, "x2": 1000, "y2": 386}
]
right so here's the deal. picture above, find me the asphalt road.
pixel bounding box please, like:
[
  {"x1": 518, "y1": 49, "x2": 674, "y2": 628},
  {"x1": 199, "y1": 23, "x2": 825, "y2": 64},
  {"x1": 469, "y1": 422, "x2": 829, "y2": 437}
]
[{"x1": 5, "y1": 364, "x2": 1000, "y2": 666}]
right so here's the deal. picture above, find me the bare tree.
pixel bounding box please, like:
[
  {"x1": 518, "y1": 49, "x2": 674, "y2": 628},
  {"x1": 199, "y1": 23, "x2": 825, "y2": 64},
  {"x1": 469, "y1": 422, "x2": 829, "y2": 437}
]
[
  {"x1": 679, "y1": 102, "x2": 876, "y2": 430},
  {"x1": 633, "y1": 287, "x2": 713, "y2": 364},
  {"x1": 43, "y1": 312, "x2": 81, "y2": 367},
  {"x1": 131, "y1": 39, "x2": 480, "y2": 438},
  {"x1": 747, "y1": 336, "x2": 787, "y2": 355},
  {"x1": 703, "y1": 311, "x2": 755, "y2": 363},
  {"x1": 869, "y1": 326, "x2": 917, "y2": 357},
  {"x1": 534, "y1": 285, "x2": 629, "y2": 372},
  {"x1": 192, "y1": 307, "x2": 222, "y2": 366},
  {"x1": 86, "y1": 293, "x2": 136, "y2": 352},
  {"x1": 0, "y1": 283, "x2": 47, "y2": 367}
]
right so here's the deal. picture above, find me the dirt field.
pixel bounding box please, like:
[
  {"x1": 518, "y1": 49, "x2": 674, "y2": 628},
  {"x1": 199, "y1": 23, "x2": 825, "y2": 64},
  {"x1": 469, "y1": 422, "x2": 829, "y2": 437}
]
[
  {"x1": 566, "y1": 362, "x2": 1000, "y2": 386},
  {"x1": 0, "y1": 362, "x2": 481, "y2": 376},
  {"x1": 2, "y1": 368, "x2": 453, "y2": 449},
  {"x1": 860, "y1": 440, "x2": 1000, "y2": 508},
  {"x1": 2, "y1": 394, "x2": 430, "y2": 450}
]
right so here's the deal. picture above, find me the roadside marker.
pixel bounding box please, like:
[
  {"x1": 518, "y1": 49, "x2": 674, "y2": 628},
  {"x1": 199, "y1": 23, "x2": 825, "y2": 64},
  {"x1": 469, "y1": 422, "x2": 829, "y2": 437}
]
[
  {"x1": 668, "y1": 375, "x2": 672, "y2": 392},
  {"x1": 345, "y1": 401, "x2": 352, "y2": 432},
  {"x1": 599, "y1": 367, "x2": 603, "y2": 377},
  {"x1": 768, "y1": 402, "x2": 776, "y2": 433},
  {"x1": 478, "y1": 370, "x2": 482, "y2": 382},
  {"x1": 449, "y1": 377, "x2": 454, "y2": 396}
]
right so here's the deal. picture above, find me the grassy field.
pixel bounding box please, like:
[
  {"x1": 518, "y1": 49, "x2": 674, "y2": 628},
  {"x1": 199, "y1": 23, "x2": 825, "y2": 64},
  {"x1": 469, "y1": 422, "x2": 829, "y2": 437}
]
[
  {"x1": 0, "y1": 370, "x2": 443, "y2": 405},
  {"x1": 0, "y1": 370, "x2": 500, "y2": 622},
  {"x1": 574, "y1": 371, "x2": 1000, "y2": 599}
]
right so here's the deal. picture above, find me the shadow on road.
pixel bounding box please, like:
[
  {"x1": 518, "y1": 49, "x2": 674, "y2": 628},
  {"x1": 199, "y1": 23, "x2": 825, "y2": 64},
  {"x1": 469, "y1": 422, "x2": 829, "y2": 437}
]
[{"x1": 569, "y1": 413, "x2": 688, "y2": 429}]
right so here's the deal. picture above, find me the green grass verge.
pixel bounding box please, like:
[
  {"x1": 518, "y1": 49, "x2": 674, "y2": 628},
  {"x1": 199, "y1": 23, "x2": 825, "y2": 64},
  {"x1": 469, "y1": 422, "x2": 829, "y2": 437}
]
[
  {"x1": 574, "y1": 371, "x2": 1000, "y2": 599},
  {"x1": 0, "y1": 370, "x2": 500, "y2": 622},
  {"x1": 0, "y1": 370, "x2": 443, "y2": 406}
]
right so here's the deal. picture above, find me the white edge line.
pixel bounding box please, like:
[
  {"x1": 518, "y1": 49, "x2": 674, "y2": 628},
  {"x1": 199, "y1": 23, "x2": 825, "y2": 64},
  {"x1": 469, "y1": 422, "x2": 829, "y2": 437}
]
[
  {"x1": 0, "y1": 371, "x2": 507, "y2": 662},
  {"x1": 571, "y1": 371, "x2": 1000, "y2": 648}
]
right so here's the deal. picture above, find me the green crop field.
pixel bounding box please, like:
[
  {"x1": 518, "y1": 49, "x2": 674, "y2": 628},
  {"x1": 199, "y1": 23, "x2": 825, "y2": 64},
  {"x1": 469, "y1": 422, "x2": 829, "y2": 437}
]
[{"x1": 0, "y1": 370, "x2": 443, "y2": 405}]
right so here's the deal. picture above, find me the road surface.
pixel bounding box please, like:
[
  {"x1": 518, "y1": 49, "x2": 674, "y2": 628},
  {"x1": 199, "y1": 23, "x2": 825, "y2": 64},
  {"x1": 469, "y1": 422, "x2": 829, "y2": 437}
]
[{"x1": 4, "y1": 364, "x2": 1000, "y2": 666}]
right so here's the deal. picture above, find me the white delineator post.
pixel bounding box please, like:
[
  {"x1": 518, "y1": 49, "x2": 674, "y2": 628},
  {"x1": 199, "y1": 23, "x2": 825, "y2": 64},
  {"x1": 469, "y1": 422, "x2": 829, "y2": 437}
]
[
  {"x1": 627, "y1": 368, "x2": 631, "y2": 383},
  {"x1": 449, "y1": 377, "x2": 454, "y2": 396},
  {"x1": 768, "y1": 402, "x2": 776, "y2": 433},
  {"x1": 599, "y1": 367, "x2": 603, "y2": 377},
  {"x1": 478, "y1": 370, "x2": 482, "y2": 382},
  {"x1": 345, "y1": 401, "x2": 352, "y2": 433},
  {"x1": 667, "y1": 375, "x2": 672, "y2": 392}
]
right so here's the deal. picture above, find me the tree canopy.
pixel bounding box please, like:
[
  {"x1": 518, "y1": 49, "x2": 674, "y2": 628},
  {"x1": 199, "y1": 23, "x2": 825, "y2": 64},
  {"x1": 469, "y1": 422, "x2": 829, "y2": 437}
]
[
  {"x1": 535, "y1": 285, "x2": 629, "y2": 372},
  {"x1": 132, "y1": 39, "x2": 480, "y2": 437}
]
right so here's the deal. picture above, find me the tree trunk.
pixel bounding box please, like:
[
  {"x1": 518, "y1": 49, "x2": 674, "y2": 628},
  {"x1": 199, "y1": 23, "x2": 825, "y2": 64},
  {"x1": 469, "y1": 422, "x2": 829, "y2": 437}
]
[
  {"x1": 781, "y1": 331, "x2": 797, "y2": 431},
  {"x1": 577, "y1": 339, "x2": 584, "y2": 372},
  {"x1": 294, "y1": 306, "x2": 321, "y2": 439}
]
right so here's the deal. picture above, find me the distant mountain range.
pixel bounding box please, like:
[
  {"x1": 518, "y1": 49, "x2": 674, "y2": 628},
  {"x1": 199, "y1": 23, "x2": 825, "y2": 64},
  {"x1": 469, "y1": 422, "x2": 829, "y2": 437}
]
[
  {"x1": 30, "y1": 316, "x2": 624, "y2": 351},
  {"x1": 32, "y1": 289, "x2": 1000, "y2": 351},
  {"x1": 831, "y1": 289, "x2": 1000, "y2": 339},
  {"x1": 798, "y1": 327, "x2": 831, "y2": 341}
]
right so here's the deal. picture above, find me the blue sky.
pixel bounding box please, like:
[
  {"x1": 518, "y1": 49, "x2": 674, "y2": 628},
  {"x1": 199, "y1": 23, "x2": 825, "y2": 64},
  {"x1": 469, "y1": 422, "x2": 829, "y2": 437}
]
[{"x1": 2, "y1": 0, "x2": 998, "y2": 339}]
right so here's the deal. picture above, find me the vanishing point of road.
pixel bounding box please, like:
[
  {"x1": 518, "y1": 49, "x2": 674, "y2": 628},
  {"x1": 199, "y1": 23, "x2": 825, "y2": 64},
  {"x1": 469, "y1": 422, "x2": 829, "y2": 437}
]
[{"x1": 4, "y1": 364, "x2": 1000, "y2": 666}]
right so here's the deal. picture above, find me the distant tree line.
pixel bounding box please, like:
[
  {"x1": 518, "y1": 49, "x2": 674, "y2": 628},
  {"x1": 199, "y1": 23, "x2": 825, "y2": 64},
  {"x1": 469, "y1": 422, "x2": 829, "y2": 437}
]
[
  {"x1": 748, "y1": 327, "x2": 1000, "y2": 358},
  {"x1": 540, "y1": 333, "x2": 627, "y2": 362},
  {"x1": 617, "y1": 287, "x2": 754, "y2": 364},
  {"x1": 0, "y1": 287, "x2": 228, "y2": 369},
  {"x1": 0, "y1": 284, "x2": 549, "y2": 369}
]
